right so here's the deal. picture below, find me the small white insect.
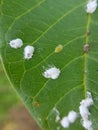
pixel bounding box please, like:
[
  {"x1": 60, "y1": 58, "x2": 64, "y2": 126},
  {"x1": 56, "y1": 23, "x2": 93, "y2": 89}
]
[
  {"x1": 82, "y1": 119, "x2": 93, "y2": 130},
  {"x1": 60, "y1": 117, "x2": 70, "y2": 128},
  {"x1": 9, "y1": 38, "x2": 23, "y2": 49},
  {"x1": 24, "y1": 45, "x2": 35, "y2": 59},
  {"x1": 43, "y1": 67, "x2": 60, "y2": 79},
  {"x1": 86, "y1": 0, "x2": 98, "y2": 14},
  {"x1": 68, "y1": 111, "x2": 78, "y2": 123}
]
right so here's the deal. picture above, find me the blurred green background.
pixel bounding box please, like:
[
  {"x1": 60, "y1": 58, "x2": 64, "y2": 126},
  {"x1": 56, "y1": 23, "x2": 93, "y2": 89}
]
[
  {"x1": 0, "y1": 59, "x2": 19, "y2": 129},
  {"x1": 0, "y1": 60, "x2": 41, "y2": 130}
]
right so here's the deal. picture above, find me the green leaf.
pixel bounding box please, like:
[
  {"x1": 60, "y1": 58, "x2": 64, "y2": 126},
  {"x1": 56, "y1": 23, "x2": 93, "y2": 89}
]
[{"x1": 0, "y1": 0, "x2": 98, "y2": 130}]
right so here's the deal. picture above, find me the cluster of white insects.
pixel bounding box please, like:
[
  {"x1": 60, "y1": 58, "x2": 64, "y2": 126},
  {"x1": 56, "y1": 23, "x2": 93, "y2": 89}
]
[
  {"x1": 60, "y1": 110, "x2": 78, "y2": 128},
  {"x1": 8, "y1": 0, "x2": 97, "y2": 130},
  {"x1": 53, "y1": 108, "x2": 78, "y2": 129},
  {"x1": 8, "y1": 0, "x2": 98, "y2": 79},
  {"x1": 79, "y1": 92, "x2": 94, "y2": 130},
  {"x1": 9, "y1": 38, "x2": 61, "y2": 79},
  {"x1": 53, "y1": 92, "x2": 94, "y2": 130},
  {"x1": 9, "y1": 38, "x2": 35, "y2": 60}
]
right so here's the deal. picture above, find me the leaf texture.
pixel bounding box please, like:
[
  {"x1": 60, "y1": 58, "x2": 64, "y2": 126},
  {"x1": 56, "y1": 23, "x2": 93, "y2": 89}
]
[{"x1": 0, "y1": 0, "x2": 98, "y2": 130}]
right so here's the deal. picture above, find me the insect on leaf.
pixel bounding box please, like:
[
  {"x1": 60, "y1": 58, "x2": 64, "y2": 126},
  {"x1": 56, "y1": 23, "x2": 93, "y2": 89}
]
[{"x1": 0, "y1": 0, "x2": 98, "y2": 130}]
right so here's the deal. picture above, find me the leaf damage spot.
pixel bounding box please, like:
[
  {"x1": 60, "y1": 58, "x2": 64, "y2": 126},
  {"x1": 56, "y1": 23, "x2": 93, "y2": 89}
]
[
  {"x1": 34, "y1": 101, "x2": 40, "y2": 107},
  {"x1": 86, "y1": 30, "x2": 91, "y2": 36},
  {"x1": 24, "y1": 45, "x2": 35, "y2": 60},
  {"x1": 43, "y1": 66, "x2": 60, "y2": 79},
  {"x1": 79, "y1": 92, "x2": 94, "y2": 130},
  {"x1": 55, "y1": 44, "x2": 63, "y2": 53},
  {"x1": 9, "y1": 38, "x2": 23, "y2": 49},
  {"x1": 86, "y1": 0, "x2": 98, "y2": 14}
]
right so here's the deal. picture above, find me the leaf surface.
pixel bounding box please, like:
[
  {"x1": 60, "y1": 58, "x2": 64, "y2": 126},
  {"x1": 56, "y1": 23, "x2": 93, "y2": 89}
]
[{"x1": 0, "y1": 0, "x2": 98, "y2": 130}]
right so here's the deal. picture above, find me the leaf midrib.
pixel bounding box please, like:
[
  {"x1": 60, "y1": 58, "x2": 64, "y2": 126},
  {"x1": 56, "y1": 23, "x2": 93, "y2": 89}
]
[{"x1": 84, "y1": 14, "x2": 91, "y2": 97}]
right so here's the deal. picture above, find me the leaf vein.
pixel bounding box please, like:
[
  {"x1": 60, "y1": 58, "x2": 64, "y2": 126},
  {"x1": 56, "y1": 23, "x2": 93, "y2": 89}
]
[
  {"x1": 46, "y1": 84, "x2": 83, "y2": 119},
  {"x1": 5, "y1": 0, "x2": 45, "y2": 37},
  {"x1": 33, "y1": 55, "x2": 84, "y2": 99}
]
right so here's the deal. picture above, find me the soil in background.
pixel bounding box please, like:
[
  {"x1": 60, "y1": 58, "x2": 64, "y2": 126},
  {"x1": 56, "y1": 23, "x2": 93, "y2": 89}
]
[{"x1": 3, "y1": 104, "x2": 41, "y2": 130}]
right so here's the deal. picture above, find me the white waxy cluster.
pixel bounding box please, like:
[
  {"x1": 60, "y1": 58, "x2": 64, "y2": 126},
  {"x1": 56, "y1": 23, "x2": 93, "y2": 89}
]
[
  {"x1": 82, "y1": 120, "x2": 93, "y2": 130},
  {"x1": 9, "y1": 38, "x2": 35, "y2": 60},
  {"x1": 60, "y1": 110, "x2": 78, "y2": 128},
  {"x1": 24, "y1": 45, "x2": 35, "y2": 59},
  {"x1": 43, "y1": 67, "x2": 60, "y2": 79},
  {"x1": 60, "y1": 117, "x2": 70, "y2": 128},
  {"x1": 9, "y1": 38, "x2": 23, "y2": 49},
  {"x1": 86, "y1": 0, "x2": 98, "y2": 14},
  {"x1": 79, "y1": 92, "x2": 94, "y2": 130},
  {"x1": 68, "y1": 111, "x2": 78, "y2": 123}
]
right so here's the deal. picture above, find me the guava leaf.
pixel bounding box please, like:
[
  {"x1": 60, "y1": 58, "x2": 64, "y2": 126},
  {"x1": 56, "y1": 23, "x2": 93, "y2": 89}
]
[{"x1": 0, "y1": 0, "x2": 98, "y2": 130}]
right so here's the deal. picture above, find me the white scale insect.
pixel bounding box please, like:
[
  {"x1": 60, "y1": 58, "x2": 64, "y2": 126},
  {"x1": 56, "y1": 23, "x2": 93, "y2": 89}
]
[
  {"x1": 86, "y1": 0, "x2": 98, "y2": 14},
  {"x1": 68, "y1": 111, "x2": 78, "y2": 123},
  {"x1": 9, "y1": 38, "x2": 23, "y2": 49},
  {"x1": 43, "y1": 67, "x2": 60, "y2": 79},
  {"x1": 24, "y1": 45, "x2": 35, "y2": 60},
  {"x1": 60, "y1": 116, "x2": 70, "y2": 128}
]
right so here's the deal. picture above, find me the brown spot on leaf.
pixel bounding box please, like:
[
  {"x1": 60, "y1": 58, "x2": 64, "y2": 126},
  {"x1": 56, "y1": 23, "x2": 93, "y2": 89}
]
[
  {"x1": 84, "y1": 44, "x2": 89, "y2": 53},
  {"x1": 34, "y1": 101, "x2": 40, "y2": 107},
  {"x1": 86, "y1": 30, "x2": 91, "y2": 36}
]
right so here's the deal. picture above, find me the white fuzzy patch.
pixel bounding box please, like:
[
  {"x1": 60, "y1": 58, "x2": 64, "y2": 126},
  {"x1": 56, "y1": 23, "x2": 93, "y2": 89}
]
[
  {"x1": 60, "y1": 110, "x2": 78, "y2": 128},
  {"x1": 43, "y1": 67, "x2": 60, "y2": 79},
  {"x1": 24, "y1": 45, "x2": 35, "y2": 59},
  {"x1": 80, "y1": 98, "x2": 93, "y2": 108},
  {"x1": 82, "y1": 119, "x2": 93, "y2": 130},
  {"x1": 86, "y1": 0, "x2": 98, "y2": 14},
  {"x1": 68, "y1": 111, "x2": 78, "y2": 123},
  {"x1": 60, "y1": 117, "x2": 70, "y2": 128},
  {"x1": 79, "y1": 105, "x2": 90, "y2": 119},
  {"x1": 9, "y1": 38, "x2": 23, "y2": 49},
  {"x1": 79, "y1": 92, "x2": 94, "y2": 130}
]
